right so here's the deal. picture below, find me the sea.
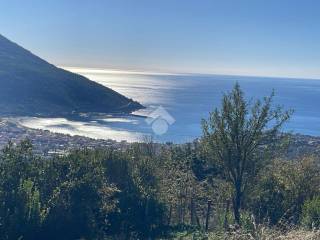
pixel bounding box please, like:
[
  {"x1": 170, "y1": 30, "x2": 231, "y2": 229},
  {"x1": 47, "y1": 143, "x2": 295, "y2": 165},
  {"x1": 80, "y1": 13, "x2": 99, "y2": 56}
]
[{"x1": 16, "y1": 68, "x2": 320, "y2": 143}]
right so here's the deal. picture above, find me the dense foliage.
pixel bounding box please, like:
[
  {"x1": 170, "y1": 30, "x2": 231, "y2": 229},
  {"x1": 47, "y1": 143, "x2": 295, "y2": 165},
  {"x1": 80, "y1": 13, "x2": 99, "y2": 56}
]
[{"x1": 0, "y1": 84, "x2": 319, "y2": 239}]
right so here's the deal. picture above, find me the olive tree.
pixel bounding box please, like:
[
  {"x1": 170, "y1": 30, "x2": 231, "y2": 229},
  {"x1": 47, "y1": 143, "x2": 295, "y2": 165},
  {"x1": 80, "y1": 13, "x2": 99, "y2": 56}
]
[{"x1": 201, "y1": 83, "x2": 292, "y2": 225}]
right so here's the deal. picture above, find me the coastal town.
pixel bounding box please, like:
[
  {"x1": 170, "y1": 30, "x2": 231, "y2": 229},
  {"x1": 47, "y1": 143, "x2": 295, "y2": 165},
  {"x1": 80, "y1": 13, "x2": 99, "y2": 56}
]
[
  {"x1": 0, "y1": 119, "x2": 130, "y2": 156},
  {"x1": 0, "y1": 118, "x2": 320, "y2": 159}
]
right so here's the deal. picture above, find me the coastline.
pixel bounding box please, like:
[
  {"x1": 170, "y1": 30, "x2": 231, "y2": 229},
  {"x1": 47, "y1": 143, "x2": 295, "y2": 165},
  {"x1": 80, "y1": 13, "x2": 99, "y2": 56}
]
[{"x1": 1, "y1": 117, "x2": 320, "y2": 159}]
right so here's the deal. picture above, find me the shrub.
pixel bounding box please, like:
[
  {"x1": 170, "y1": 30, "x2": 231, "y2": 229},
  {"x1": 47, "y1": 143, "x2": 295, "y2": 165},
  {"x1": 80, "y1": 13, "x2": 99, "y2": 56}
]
[{"x1": 301, "y1": 196, "x2": 320, "y2": 229}]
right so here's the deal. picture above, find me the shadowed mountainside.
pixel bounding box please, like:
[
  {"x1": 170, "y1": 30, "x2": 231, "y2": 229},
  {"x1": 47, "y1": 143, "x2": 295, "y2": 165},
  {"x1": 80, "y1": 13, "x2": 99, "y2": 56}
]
[{"x1": 0, "y1": 34, "x2": 143, "y2": 116}]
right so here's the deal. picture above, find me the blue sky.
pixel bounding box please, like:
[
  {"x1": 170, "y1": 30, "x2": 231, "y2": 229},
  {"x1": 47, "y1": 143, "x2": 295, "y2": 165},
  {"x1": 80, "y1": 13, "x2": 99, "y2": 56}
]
[{"x1": 1, "y1": 0, "x2": 320, "y2": 78}]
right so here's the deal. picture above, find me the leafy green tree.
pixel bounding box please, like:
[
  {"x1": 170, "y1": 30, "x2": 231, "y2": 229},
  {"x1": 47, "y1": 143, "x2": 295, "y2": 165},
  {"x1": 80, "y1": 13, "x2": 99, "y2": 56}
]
[
  {"x1": 41, "y1": 149, "x2": 118, "y2": 240},
  {"x1": 0, "y1": 140, "x2": 43, "y2": 239},
  {"x1": 103, "y1": 146, "x2": 166, "y2": 239},
  {"x1": 202, "y1": 83, "x2": 291, "y2": 225}
]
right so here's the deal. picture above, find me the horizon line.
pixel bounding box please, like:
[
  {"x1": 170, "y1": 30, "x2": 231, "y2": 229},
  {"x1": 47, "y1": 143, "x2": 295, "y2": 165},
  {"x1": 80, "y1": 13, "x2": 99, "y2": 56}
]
[{"x1": 61, "y1": 66, "x2": 320, "y2": 81}]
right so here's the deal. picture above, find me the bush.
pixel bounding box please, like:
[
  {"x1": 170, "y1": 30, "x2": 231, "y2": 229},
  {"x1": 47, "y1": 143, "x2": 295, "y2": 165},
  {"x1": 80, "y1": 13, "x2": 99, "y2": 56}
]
[
  {"x1": 301, "y1": 196, "x2": 320, "y2": 229},
  {"x1": 250, "y1": 158, "x2": 320, "y2": 225},
  {"x1": 240, "y1": 212, "x2": 255, "y2": 232}
]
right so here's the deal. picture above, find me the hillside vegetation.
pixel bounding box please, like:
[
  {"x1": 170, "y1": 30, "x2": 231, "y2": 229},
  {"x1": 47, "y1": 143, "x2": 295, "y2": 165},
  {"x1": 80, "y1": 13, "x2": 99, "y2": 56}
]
[{"x1": 0, "y1": 84, "x2": 319, "y2": 239}]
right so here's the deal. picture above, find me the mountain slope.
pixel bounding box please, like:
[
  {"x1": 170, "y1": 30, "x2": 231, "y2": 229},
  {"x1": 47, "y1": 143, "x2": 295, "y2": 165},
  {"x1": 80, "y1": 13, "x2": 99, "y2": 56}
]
[{"x1": 0, "y1": 34, "x2": 143, "y2": 116}]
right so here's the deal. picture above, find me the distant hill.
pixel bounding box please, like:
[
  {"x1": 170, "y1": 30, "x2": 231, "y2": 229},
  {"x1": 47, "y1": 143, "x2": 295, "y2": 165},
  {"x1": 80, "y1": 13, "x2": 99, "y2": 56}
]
[{"x1": 0, "y1": 34, "x2": 143, "y2": 116}]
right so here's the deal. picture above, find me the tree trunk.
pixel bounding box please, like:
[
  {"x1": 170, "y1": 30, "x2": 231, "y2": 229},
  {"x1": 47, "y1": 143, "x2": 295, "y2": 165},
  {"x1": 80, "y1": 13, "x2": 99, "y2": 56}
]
[
  {"x1": 224, "y1": 199, "x2": 230, "y2": 231},
  {"x1": 190, "y1": 196, "x2": 196, "y2": 225},
  {"x1": 233, "y1": 183, "x2": 242, "y2": 226},
  {"x1": 145, "y1": 198, "x2": 151, "y2": 237},
  {"x1": 168, "y1": 204, "x2": 172, "y2": 226},
  {"x1": 178, "y1": 197, "x2": 183, "y2": 224},
  {"x1": 195, "y1": 211, "x2": 201, "y2": 228},
  {"x1": 205, "y1": 200, "x2": 212, "y2": 232}
]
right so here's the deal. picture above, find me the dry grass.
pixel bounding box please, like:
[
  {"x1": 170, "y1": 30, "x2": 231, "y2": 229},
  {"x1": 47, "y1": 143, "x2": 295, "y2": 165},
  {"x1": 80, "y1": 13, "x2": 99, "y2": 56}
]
[
  {"x1": 276, "y1": 230, "x2": 320, "y2": 240},
  {"x1": 206, "y1": 229, "x2": 320, "y2": 240},
  {"x1": 170, "y1": 228, "x2": 320, "y2": 239}
]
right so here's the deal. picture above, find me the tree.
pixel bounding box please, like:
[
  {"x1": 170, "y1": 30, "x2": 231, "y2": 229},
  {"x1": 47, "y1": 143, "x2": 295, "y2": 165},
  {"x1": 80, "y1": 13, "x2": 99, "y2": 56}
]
[
  {"x1": 201, "y1": 83, "x2": 292, "y2": 225},
  {"x1": 41, "y1": 149, "x2": 118, "y2": 240}
]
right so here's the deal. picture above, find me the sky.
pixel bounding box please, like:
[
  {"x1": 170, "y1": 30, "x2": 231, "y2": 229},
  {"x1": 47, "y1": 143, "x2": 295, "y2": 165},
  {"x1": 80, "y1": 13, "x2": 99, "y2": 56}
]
[{"x1": 1, "y1": 0, "x2": 320, "y2": 78}]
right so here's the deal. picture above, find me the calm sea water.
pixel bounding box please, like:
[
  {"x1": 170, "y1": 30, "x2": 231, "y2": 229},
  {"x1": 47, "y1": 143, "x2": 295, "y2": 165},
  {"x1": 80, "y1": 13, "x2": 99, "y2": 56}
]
[{"x1": 17, "y1": 68, "x2": 320, "y2": 143}]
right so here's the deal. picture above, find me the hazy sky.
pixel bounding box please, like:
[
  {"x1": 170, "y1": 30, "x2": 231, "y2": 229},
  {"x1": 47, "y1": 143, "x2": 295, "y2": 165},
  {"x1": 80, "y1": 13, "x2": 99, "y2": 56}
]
[{"x1": 1, "y1": 0, "x2": 320, "y2": 78}]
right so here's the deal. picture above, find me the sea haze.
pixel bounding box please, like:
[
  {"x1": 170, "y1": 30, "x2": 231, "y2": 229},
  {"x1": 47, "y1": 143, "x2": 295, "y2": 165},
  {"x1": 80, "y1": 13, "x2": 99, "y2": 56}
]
[{"x1": 17, "y1": 68, "x2": 320, "y2": 143}]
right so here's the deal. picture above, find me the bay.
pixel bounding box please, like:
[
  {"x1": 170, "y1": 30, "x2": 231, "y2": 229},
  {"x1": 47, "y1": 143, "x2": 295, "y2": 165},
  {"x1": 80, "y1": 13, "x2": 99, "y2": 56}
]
[{"x1": 17, "y1": 68, "x2": 320, "y2": 143}]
